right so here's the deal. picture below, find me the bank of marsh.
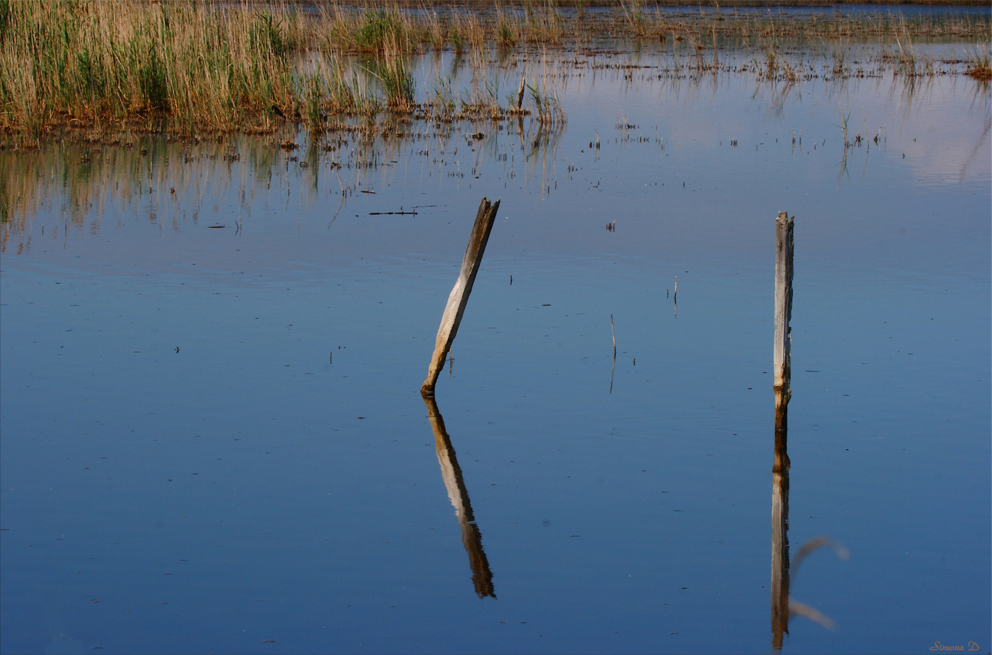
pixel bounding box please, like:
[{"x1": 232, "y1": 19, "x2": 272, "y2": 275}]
[{"x1": 1, "y1": 0, "x2": 988, "y2": 142}]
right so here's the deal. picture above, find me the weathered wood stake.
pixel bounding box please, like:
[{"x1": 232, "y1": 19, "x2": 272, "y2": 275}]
[
  {"x1": 771, "y1": 211, "x2": 794, "y2": 651},
  {"x1": 774, "y1": 212, "x2": 794, "y2": 398},
  {"x1": 422, "y1": 197, "x2": 501, "y2": 396}
]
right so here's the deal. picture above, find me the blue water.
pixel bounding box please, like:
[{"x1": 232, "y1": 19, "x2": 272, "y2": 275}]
[{"x1": 1, "y1": 50, "x2": 989, "y2": 654}]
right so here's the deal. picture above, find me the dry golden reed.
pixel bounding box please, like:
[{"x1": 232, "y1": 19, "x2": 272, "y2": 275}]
[{"x1": 1, "y1": 0, "x2": 987, "y2": 140}]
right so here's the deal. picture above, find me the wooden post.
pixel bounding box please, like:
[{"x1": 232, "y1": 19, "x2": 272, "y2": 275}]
[
  {"x1": 422, "y1": 197, "x2": 501, "y2": 397},
  {"x1": 422, "y1": 394, "x2": 496, "y2": 598},
  {"x1": 774, "y1": 212, "x2": 794, "y2": 399},
  {"x1": 771, "y1": 211, "x2": 794, "y2": 651}
]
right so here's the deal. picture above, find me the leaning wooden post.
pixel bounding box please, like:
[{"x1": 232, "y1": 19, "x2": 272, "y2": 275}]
[
  {"x1": 422, "y1": 197, "x2": 501, "y2": 396},
  {"x1": 773, "y1": 212, "x2": 794, "y2": 401}
]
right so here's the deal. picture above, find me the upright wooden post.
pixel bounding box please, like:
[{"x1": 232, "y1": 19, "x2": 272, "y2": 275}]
[
  {"x1": 774, "y1": 212, "x2": 794, "y2": 399},
  {"x1": 422, "y1": 197, "x2": 501, "y2": 397},
  {"x1": 771, "y1": 211, "x2": 794, "y2": 651}
]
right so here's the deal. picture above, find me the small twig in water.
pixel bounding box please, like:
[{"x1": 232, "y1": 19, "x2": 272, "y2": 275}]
[{"x1": 611, "y1": 314, "x2": 617, "y2": 357}]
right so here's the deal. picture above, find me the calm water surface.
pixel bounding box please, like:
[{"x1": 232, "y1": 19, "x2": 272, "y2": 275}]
[{"x1": 1, "y1": 45, "x2": 989, "y2": 654}]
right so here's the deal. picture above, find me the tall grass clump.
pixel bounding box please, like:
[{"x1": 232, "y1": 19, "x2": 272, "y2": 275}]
[
  {"x1": 365, "y1": 55, "x2": 416, "y2": 111},
  {"x1": 450, "y1": 13, "x2": 484, "y2": 52},
  {"x1": 424, "y1": 75, "x2": 456, "y2": 121},
  {"x1": 353, "y1": 8, "x2": 414, "y2": 53},
  {"x1": 0, "y1": 0, "x2": 298, "y2": 137},
  {"x1": 521, "y1": 3, "x2": 564, "y2": 45},
  {"x1": 496, "y1": 14, "x2": 518, "y2": 49},
  {"x1": 302, "y1": 73, "x2": 325, "y2": 134},
  {"x1": 966, "y1": 47, "x2": 991, "y2": 83},
  {"x1": 527, "y1": 75, "x2": 565, "y2": 127},
  {"x1": 621, "y1": 1, "x2": 646, "y2": 38}
]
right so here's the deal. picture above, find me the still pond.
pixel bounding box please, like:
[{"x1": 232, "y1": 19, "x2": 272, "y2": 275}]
[{"x1": 1, "y1": 36, "x2": 990, "y2": 654}]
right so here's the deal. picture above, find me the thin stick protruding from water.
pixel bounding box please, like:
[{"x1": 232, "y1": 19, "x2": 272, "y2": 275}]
[
  {"x1": 611, "y1": 313, "x2": 617, "y2": 357},
  {"x1": 609, "y1": 314, "x2": 617, "y2": 393},
  {"x1": 673, "y1": 275, "x2": 678, "y2": 319},
  {"x1": 422, "y1": 197, "x2": 501, "y2": 397}
]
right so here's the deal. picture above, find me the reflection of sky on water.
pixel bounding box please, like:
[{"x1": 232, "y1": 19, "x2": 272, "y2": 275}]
[{"x1": 1, "y1": 48, "x2": 989, "y2": 654}]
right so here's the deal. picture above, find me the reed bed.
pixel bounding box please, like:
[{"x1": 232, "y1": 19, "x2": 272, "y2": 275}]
[
  {"x1": 0, "y1": 0, "x2": 305, "y2": 137},
  {"x1": 1, "y1": 0, "x2": 988, "y2": 142}
]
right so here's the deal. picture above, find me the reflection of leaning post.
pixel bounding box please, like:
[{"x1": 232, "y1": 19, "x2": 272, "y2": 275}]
[
  {"x1": 420, "y1": 197, "x2": 501, "y2": 598},
  {"x1": 422, "y1": 394, "x2": 496, "y2": 599}
]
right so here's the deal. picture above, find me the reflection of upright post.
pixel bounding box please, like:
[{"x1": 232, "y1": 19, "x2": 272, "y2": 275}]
[
  {"x1": 771, "y1": 386, "x2": 791, "y2": 651},
  {"x1": 771, "y1": 211, "x2": 794, "y2": 651},
  {"x1": 422, "y1": 394, "x2": 496, "y2": 599},
  {"x1": 422, "y1": 197, "x2": 501, "y2": 397}
]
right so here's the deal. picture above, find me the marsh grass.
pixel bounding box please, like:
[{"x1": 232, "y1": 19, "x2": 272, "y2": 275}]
[
  {"x1": 621, "y1": 1, "x2": 647, "y2": 38},
  {"x1": 521, "y1": 3, "x2": 565, "y2": 45},
  {"x1": 425, "y1": 75, "x2": 457, "y2": 121},
  {"x1": 361, "y1": 54, "x2": 416, "y2": 111},
  {"x1": 526, "y1": 58, "x2": 565, "y2": 127},
  {"x1": 965, "y1": 47, "x2": 992, "y2": 82},
  {"x1": 1, "y1": 0, "x2": 988, "y2": 142},
  {"x1": 303, "y1": 74, "x2": 326, "y2": 135},
  {"x1": 0, "y1": 0, "x2": 298, "y2": 138}
]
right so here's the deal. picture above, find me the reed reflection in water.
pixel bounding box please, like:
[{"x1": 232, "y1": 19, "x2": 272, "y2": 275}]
[{"x1": 422, "y1": 394, "x2": 496, "y2": 599}]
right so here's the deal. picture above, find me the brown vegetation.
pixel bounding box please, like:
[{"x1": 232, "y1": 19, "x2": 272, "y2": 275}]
[{"x1": 0, "y1": 0, "x2": 988, "y2": 143}]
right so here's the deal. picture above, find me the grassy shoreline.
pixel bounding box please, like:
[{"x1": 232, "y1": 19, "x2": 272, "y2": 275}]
[{"x1": 1, "y1": 0, "x2": 989, "y2": 144}]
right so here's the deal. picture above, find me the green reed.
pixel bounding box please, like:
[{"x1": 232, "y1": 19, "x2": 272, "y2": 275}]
[{"x1": 1, "y1": 0, "x2": 987, "y2": 142}]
